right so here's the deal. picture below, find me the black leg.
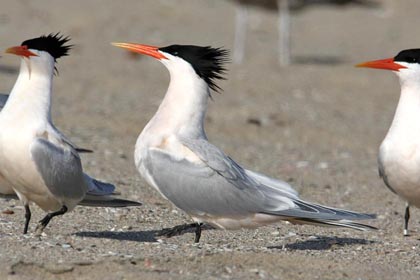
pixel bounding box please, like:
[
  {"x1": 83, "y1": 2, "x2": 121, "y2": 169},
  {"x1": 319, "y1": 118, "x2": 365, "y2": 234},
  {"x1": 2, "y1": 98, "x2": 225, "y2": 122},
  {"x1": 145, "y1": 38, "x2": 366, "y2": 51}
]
[
  {"x1": 157, "y1": 222, "x2": 204, "y2": 243},
  {"x1": 194, "y1": 223, "x2": 202, "y2": 243},
  {"x1": 23, "y1": 205, "x2": 31, "y2": 234},
  {"x1": 404, "y1": 203, "x2": 410, "y2": 236},
  {"x1": 35, "y1": 205, "x2": 68, "y2": 234},
  {"x1": 157, "y1": 223, "x2": 198, "y2": 237}
]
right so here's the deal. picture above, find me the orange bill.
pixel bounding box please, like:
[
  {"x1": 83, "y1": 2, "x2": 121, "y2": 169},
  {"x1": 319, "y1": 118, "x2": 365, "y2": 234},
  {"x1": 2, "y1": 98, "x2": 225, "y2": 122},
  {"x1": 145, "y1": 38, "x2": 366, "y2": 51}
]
[
  {"x1": 112, "y1": 42, "x2": 167, "y2": 60},
  {"x1": 356, "y1": 58, "x2": 407, "y2": 71},
  {"x1": 5, "y1": 45, "x2": 38, "y2": 57}
]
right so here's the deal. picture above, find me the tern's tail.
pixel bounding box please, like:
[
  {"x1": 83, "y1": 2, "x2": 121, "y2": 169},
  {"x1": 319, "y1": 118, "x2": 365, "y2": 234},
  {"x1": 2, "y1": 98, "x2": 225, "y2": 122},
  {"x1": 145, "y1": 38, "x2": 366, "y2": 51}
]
[
  {"x1": 286, "y1": 217, "x2": 377, "y2": 231},
  {"x1": 80, "y1": 175, "x2": 142, "y2": 207},
  {"x1": 264, "y1": 198, "x2": 376, "y2": 231}
]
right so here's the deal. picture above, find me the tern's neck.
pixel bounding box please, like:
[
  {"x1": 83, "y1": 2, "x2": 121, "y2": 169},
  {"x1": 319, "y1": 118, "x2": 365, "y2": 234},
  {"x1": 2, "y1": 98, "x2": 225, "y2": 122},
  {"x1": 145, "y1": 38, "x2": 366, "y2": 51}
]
[
  {"x1": 387, "y1": 79, "x2": 420, "y2": 139},
  {"x1": 4, "y1": 58, "x2": 53, "y2": 121},
  {"x1": 149, "y1": 66, "x2": 209, "y2": 138}
]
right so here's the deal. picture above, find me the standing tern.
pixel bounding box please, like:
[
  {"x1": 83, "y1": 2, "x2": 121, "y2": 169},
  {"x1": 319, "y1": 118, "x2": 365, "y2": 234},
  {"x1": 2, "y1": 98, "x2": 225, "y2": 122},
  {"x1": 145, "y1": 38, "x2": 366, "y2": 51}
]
[
  {"x1": 113, "y1": 42, "x2": 376, "y2": 243},
  {"x1": 357, "y1": 49, "x2": 420, "y2": 236},
  {"x1": 0, "y1": 34, "x2": 141, "y2": 234}
]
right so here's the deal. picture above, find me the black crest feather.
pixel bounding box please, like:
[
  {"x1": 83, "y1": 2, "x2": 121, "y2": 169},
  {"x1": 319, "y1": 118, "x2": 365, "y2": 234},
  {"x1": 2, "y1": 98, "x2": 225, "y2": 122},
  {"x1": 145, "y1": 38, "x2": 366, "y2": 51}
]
[
  {"x1": 394, "y1": 49, "x2": 420, "y2": 64},
  {"x1": 21, "y1": 33, "x2": 72, "y2": 61},
  {"x1": 159, "y1": 45, "x2": 229, "y2": 93}
]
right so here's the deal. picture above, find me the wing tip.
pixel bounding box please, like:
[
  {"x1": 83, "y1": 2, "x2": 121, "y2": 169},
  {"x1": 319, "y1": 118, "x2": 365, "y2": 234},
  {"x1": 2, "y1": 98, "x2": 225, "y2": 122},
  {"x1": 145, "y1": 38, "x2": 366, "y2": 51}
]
[
  {"x1": 79, "y1": 198, "x2": 142, "y2": 207},
  {"x1": 288, "y1": 217, "x2": 378, "y2": 231}
]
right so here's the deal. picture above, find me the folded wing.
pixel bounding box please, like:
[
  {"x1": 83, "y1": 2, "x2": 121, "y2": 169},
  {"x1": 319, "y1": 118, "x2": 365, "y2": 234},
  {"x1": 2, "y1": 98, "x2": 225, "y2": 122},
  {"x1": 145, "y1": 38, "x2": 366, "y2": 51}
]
[{"x1": 171, "y1": 137, "x2": 376, "y2": 230}]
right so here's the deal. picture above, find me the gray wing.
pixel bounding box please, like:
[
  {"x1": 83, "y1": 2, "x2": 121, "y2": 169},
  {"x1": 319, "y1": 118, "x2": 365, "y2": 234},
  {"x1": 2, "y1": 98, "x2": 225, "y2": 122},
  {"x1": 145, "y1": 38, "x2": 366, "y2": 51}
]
[
  {"x1": 0, "y1": 94, "x2": 8, "y2": 110},
  {"x1": 31, "y1": 138, "x2": 87, "y2": 201},
  {"x1": 47, "y1": 125, "x2": 93, "y2": 153},
  {"x1": 175, "y1": 137, "x2": 374, "y2": 221},
  {"x1": 244, "y1": 169, "x2": 299, "y2": 197},
  {"x1": 146, "y1": 148, "x2": 271, "y2": 216},
  {"x1": 84, "y1": 174, "x2": 115, "y2": 195},
  {"x1": 82, "y1": 172, "x2": 141, "y2": 207},
  {"x1": 79, "y1": 175, "x2": 141, "y2": 207},
  {"x1": 180, "y1": 137, "x2": 298, "y2": 197}
]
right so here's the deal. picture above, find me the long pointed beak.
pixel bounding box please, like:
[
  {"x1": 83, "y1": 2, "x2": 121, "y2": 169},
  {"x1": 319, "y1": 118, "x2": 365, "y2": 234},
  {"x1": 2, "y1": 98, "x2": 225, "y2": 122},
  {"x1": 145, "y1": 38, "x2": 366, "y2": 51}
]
[
  {"x1": 356, "y1": 58, "x2": 407, "y2": 71},
  {"x1": 111, "y1": 42, "x2": 167, "y2": 60},
  {"x1": 5, "y1": 45, "x2": 38, "y2": 58}
]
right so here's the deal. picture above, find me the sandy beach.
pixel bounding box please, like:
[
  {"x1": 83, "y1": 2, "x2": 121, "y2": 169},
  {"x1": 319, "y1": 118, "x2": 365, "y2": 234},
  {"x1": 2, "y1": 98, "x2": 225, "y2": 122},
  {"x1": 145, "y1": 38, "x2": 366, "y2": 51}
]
[{"x1": 0, "y1": 0, "x2": 419, "y2": 279}]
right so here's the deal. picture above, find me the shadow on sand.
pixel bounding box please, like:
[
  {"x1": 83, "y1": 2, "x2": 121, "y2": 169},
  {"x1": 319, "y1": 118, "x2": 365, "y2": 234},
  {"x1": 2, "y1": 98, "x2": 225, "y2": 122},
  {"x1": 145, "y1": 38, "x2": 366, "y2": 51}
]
[
  {"x1": 75, "y1": 230, "x2": 160, "y2": 243},
  {"x1": 74, "y1": 224, "x2": 216, "y2": 243},
  {"x1": 269, "y1": 235, "x2": 375, "y2": 251}
]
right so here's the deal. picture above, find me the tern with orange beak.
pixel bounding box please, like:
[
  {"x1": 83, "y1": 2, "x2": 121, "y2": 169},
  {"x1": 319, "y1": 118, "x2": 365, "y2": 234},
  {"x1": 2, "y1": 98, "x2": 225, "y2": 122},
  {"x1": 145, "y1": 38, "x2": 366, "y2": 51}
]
[
  {"x1": 0, "y1": 34, "x2": 141, "y2": 235},
  {"x1": 113, "y1": 42, "x2": 376, "y2": 243},
  {"x1": 357, "y1": 49, "x2": 420, "y2": 236}
]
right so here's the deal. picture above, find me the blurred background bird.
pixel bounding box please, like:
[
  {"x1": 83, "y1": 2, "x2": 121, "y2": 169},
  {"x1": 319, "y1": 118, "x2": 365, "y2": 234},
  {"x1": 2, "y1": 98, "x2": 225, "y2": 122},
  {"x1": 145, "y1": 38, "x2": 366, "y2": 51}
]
[{"x1": 230, "y1": 0, "x2": 381, "y2": 65}]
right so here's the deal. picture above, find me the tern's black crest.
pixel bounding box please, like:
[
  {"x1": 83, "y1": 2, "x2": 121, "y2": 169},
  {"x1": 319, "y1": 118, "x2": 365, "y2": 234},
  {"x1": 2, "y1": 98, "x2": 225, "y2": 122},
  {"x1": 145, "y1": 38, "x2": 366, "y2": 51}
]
[
  {"x1": 394, "y1": 49, "x2": 420, "y2": 64},
  {"x1": 22, "y1": 33, "x2": 72, "y2": 61},
  {"x1": 159, "y1": 45, "x2": 229, "y2": 93}
]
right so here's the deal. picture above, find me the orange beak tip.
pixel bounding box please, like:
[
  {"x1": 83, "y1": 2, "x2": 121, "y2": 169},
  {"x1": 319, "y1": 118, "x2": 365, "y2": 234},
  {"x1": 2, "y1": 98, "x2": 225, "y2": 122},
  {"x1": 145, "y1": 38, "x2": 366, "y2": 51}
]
[
  {"x1": 5, "y1": 47, "x2": 16, "y2": 55},
  {"x1": 355, "y1": 62, "x2": 367, "y2": 67},
  {"x1": 111, "y1": 42, "x2": 123, "y2": 47}
]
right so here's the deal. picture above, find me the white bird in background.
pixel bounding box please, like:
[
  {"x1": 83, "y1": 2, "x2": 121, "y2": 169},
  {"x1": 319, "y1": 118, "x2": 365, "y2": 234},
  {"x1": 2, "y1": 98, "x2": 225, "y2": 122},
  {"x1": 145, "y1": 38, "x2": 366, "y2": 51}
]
[
  {"x1": 113, "y1": 42, "x2": 376, "y2": 243},
  {"x1": 358, "y1": 49, "x2": 420, "y2": 236},
  {"x1": 231, "y1": 0, "x2": 380, "y2": 65},
  {"x1": 0, "y1": 34, "x2": 141, "y2": 235},
  {"x1": 232, "y1": 0, "x2": 290, "y2": 65}
]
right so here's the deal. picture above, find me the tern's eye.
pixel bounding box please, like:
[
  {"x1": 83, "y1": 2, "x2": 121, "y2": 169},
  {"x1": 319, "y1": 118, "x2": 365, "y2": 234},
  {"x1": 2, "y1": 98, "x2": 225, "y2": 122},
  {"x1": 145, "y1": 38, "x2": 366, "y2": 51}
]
[{"x1": 408, "y1": 57, "x2": 417, "y2": 63}]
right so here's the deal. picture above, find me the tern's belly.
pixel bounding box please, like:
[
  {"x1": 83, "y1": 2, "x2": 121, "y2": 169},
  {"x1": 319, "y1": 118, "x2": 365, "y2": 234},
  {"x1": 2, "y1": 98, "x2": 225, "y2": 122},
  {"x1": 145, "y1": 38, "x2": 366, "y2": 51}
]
[
  {"x1": 191, "y1": 213, "x2": 282, "y2": 230},
  {"x1": 1, "y1": 156, "x2": 61, "y2": 211},
  {"x1": 384, "y1": 169, "x2": 420, "y2": 208},
  {"x1": 380, "y1": 145, "x2": 420, "y2": 208}
]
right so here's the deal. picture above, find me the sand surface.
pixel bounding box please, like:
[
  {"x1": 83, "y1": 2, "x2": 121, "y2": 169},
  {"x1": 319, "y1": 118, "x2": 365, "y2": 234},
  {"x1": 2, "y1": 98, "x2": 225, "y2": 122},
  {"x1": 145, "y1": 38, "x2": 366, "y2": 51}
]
[{"x1": 0, "y1": 0, "x2": 419, "y2": 279}]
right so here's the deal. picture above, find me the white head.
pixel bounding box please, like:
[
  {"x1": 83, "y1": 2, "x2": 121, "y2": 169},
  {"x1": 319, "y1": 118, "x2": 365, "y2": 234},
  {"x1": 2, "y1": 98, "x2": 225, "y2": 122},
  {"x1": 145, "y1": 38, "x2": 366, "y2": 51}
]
[
  {"x1": 5, "y1": 33, "x2": 72, "y2": 78},
  {"x1": 357, "y1": 49, "x2": 420, "y2": 88},
  {"x1": 112, "y1": 42, "x2": 229, "y2": 96}
]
